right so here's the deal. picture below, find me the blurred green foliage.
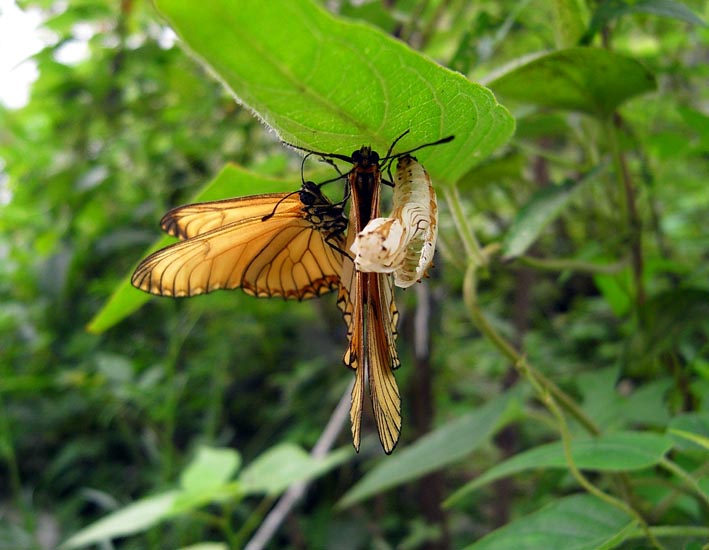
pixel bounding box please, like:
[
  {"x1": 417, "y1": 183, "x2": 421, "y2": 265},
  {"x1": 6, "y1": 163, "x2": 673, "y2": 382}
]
[{"x1": 1, "y1": 0, "x2": 708, "y2": 549}]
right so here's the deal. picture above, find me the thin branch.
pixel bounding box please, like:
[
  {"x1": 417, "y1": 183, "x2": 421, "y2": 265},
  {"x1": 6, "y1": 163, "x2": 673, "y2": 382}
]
[
  {"x1": 442, "y1": 185, "x2": 486, "y2": 266},
  {"x1": 244, "y1": 382, "x2": 353, "y2": 550}
]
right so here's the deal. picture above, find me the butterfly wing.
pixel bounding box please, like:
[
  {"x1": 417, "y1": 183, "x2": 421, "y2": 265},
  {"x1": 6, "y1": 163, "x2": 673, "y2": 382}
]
[
  {"x1": 341, "y1": 268, "x2": 401, "y2": 453},
  {"x1": 132, "y1": 211, "x2": 344, "y2": 300},
  {"x1": 365, "y1": 271, "x2": 401, "y2": 453},
  {"x1": 160, "y1": 193, "x2": 300, "y2": 239}
]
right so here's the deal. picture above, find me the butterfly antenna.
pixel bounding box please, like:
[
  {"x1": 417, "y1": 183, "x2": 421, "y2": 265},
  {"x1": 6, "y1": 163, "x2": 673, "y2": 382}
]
[
  {"x1": 320, "y1": 156, "x2": 345, "y2": 177},
  {"x1": 283, "y1": 139, "x2": 353, "y2": 163},
  {"x1": 299, "y1": 151, "x2": 348, "y2": 190},
  {"x1": 315, "y1": 157, "x2": 353, "y2": 203},
  {"x1": 300, "y1": 153, "x2": 312, "y2": 186},
  {"x1": 382, "y1": 135, "x2": 455, "y2": 162},
  {"x1": 262, "y1": 188, "x2": 301, "y2": 221},
  {"x1": 384, "y1": 130, "x2": 411, "y2": 159}
]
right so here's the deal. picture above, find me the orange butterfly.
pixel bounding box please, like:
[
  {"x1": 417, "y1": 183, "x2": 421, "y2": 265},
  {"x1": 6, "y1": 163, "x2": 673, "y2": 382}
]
[{"x1": 131, "y1": 180, "x2": 347, "y2": 300}]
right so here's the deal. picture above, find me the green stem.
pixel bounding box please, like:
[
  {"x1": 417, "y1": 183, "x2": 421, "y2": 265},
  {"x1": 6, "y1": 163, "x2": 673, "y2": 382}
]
[
  {"x1": 659, "y1": 457, "x2": 709, "y2": 508},
  {"x1": 220, "y1": 500, "x2": 240, "y2": 549},
  {"x1": 651, "y1": 461, "x2": 709, "y2": 519},
  {"x1": 535, "y1": 379, "x2": 662, "y2": 549},
  {"x1": 604, "y1": 115, "x2": 646, "y2": 313},
  {"x1": 451, "y1": 169, "x2": 659, "y2": 546},
  {"x1": 625, "y1": 525, "x2": 709, "y2": 541},
  {"x1": 161, "y1": 312, "x2": 200, "y2": 480},
  {"x1": 443, "y1": 185, "x2": 485, "y2": 266},
  {"x1": 0, "y1": 390, "x2": 34, "y2": 535},
  {"x1": 232, "y1": 496, "x2": 274, "y2": 548},
  {"x1": 463, "y1": 263, "x2": 600, "y2": 436}
]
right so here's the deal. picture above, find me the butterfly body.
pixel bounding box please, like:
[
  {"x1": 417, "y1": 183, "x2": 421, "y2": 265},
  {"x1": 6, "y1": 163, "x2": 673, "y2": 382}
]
[{"x1": 337, "y1": 146, "x2": 402, "y2": 454}]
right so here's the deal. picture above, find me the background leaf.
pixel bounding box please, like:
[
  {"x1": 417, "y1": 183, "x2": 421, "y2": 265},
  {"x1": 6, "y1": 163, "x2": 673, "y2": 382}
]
[
  {"x1": 447, "y1": 432, "x2": 673, "y2": 505},
  {"x1": 584, "y1": 0, "x2": 707, "y2": 43},
  {"x1": 464, "y1": 494, "x2": 636, "y2": 550},
  {"x1": 239, "y1": 443, "x2": 350, "y2": 496},
  {"x1": 338, "y1": 393, "x2": 519, "y2": 508},
  {"x1": 179, "y1": 446, "x2": 241, "y2": 493},
  {"x1": 177, "y1": 544, "x2": 228, "y2": 550},
  {"x1": 551, "y1": 0, "x2": 589, "y2": 47},
  {"x1": 59, "y1": 491, "x2": 179, "y2": 549},
  {"x1": 501, "y1": 168, "x2": 599, "y2": 259},
  {"x1": 625, "y1": 288, "x2": 709, "y2": 369},
  {"x1": 487, "y1": 47, "x2": 656, "y2": 118}
]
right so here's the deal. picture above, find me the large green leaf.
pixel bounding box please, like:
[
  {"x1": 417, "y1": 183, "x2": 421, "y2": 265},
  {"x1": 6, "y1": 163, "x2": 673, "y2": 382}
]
[
  {"x1": 464, "y1": 494, "x2": 636, "y2": 550},
  {"x1": 154, "y1": 0, "x2": 514, "y2": 185},
  {"x1": 446, "y1": 431, "x2": 672, "y2": 506},
  {"x1": 487, "y1": 47, "x2": 656, "y2": 118},
  {"x1": 87, "y1": 164, "x2": 297, "y2": 333},
  {"x1": 338, "y1": 393, "x2": 519, "y2": 508}
]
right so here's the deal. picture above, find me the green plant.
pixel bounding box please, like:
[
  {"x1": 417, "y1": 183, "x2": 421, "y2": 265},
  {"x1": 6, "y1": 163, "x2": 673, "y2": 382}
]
[{"x1": 1, "y1": 1, "x2": 707, "y2": 549}]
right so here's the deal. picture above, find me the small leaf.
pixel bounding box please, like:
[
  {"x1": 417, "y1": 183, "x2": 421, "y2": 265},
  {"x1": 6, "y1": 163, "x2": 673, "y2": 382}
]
[
  {"x1": 576, "y1": 366, "x2": 672, "y2": 430},
  {"x1": 179, "y1": 446, "x2": 241, "y2": 493},
  {"x1": 678, "y1": 106, "x2": 709, "y2": 149},
  {"x1": 60, "y1": 491, "x2": 179, "y2": 549},
  {"x1": 487, "y1": 47, "x2": 656, "y2": 118},
  {"x1": 170, "y1": 482, "x2": 242, "y2": 516},
  {"x1": 668, "y1": 412, "x2": 709, "y2": 451},
  {"x1": 584, "y1": 0, "x2": 707, "y2": 43},
  {"x1": 154, "y1": 0, "x2": 514, "y2": 185},
  {"x1": 239, "y1": 443, "x2": 350, "y2": 496},
  {"x1": 502, "y1": 168, "x2": 599, "y2": 259},
  {"x1": 593, "y1": 268, "x2": 633, "y2": 317},
  {"x1": 87, "y1": 164, "x2": 296, "y2": 333},
  {"x1": 551, "y1": 0, "x2": 590, "y2": 47},
  {"x1": 338, "y1": 393, "x2": 519, "y2": 508},
  {"x1": 464, "y1": 494, "x2": 636, "y2": 550},
  {"x1": 446, "y1": 431, "x2": 672, "y2": 506}
]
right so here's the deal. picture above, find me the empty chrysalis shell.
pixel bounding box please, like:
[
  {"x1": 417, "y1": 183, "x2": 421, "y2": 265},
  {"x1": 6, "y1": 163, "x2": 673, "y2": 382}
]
[{"x1": 351, "y1": 155, "x2": 438, "y2": 288}]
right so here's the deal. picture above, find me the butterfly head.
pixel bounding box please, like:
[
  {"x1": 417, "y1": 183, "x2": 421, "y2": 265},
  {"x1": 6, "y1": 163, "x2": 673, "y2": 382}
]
[
  {"x1": 351, "y1": 146, "x2": 380, "y2": 168},
  {"x1": 299, "y1": 180, "x2": 326, "y2": 206}
]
